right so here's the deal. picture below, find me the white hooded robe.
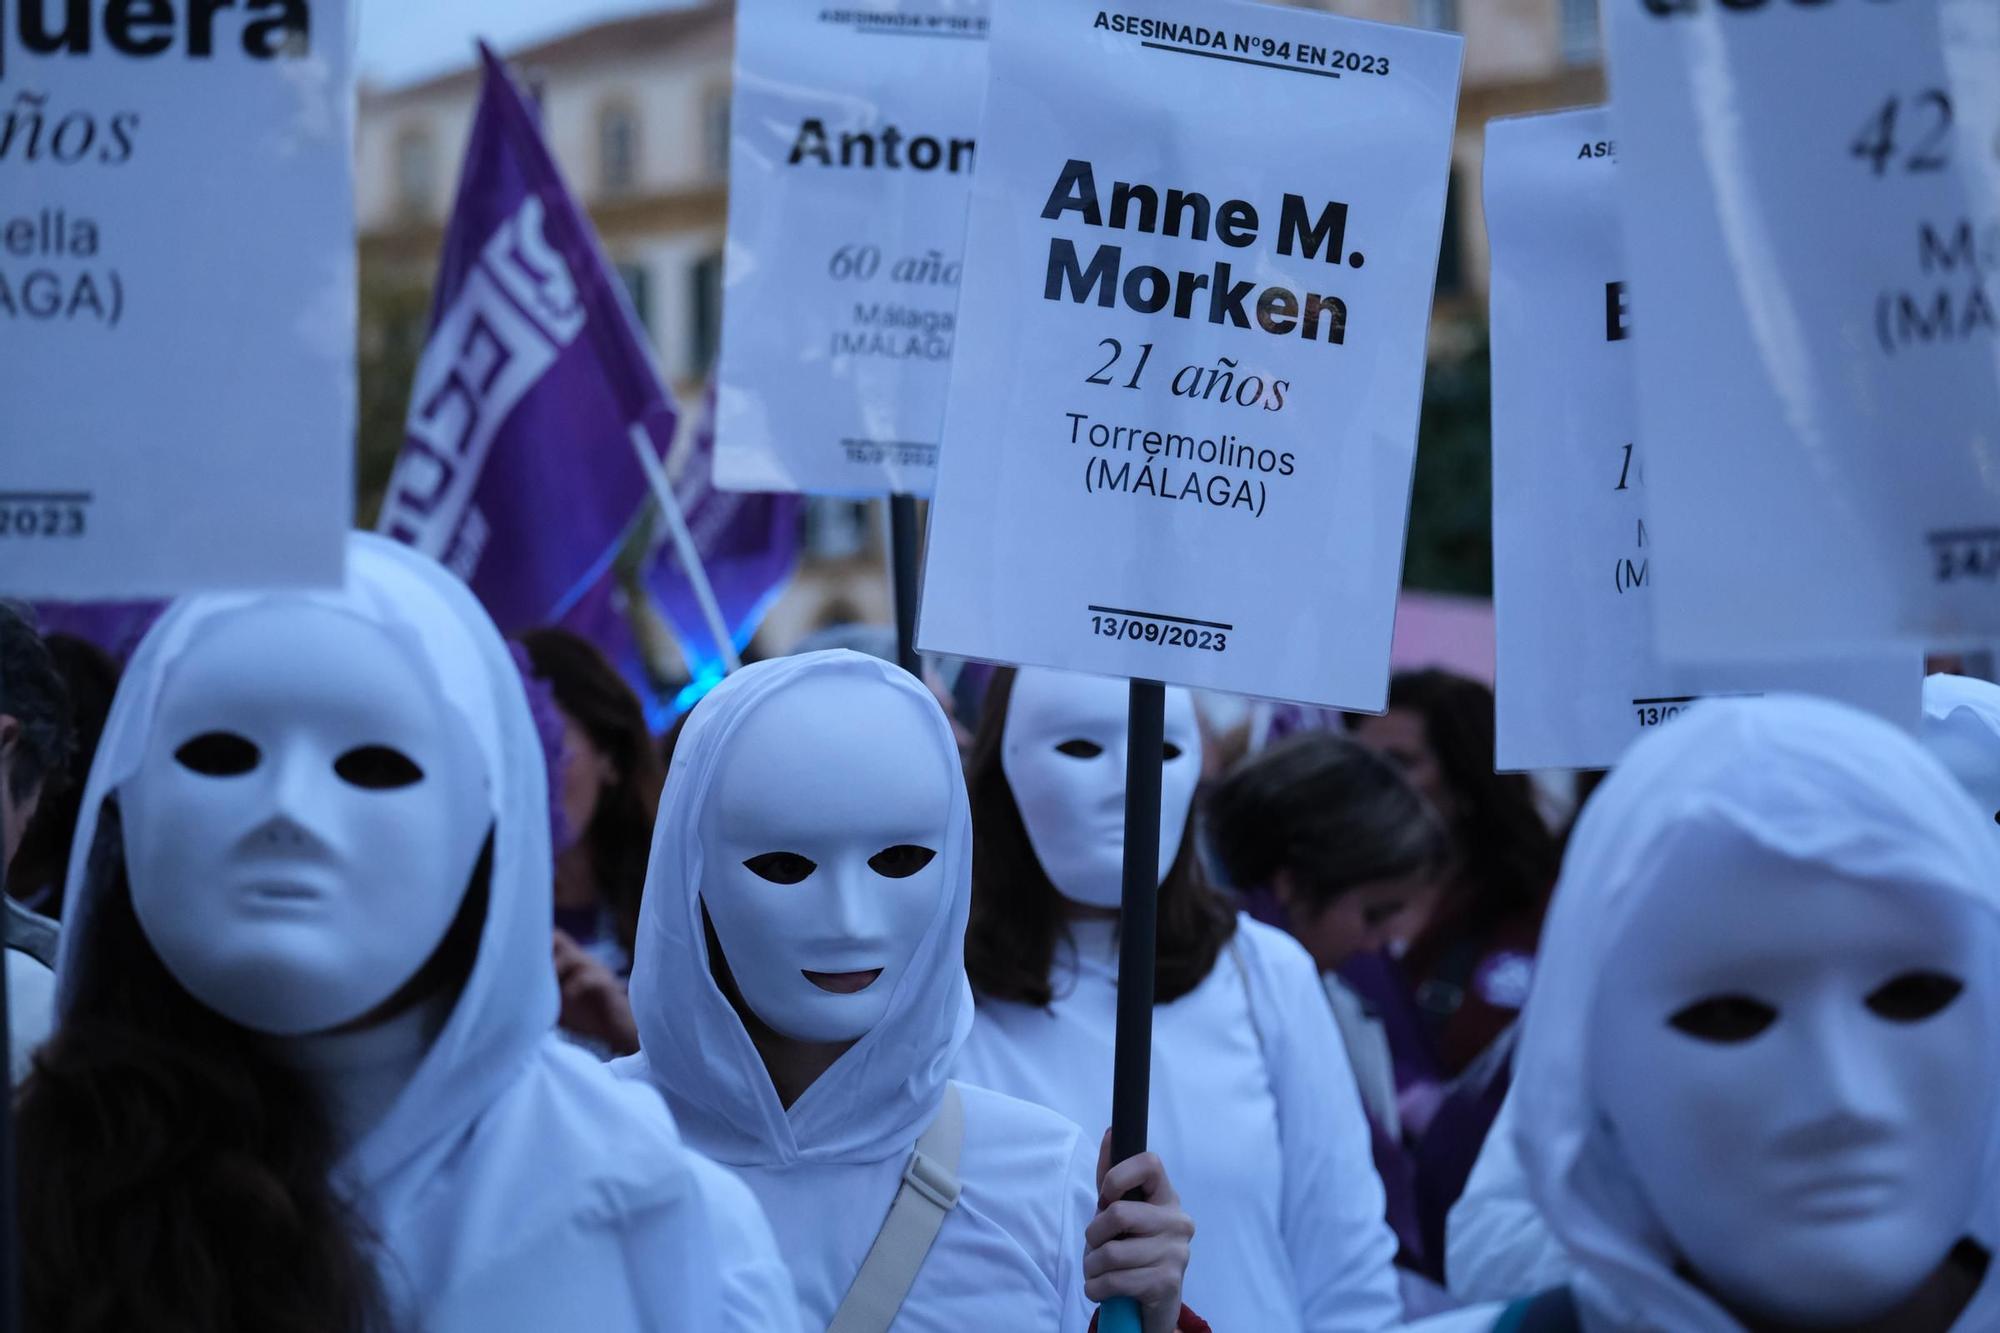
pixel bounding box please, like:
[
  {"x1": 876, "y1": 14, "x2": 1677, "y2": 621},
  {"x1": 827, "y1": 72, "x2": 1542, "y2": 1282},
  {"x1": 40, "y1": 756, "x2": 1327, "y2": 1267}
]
[
  {"x1": 957, "y1": 912, "x2": 1404, "y2": 1333},
  {"x1": 55, "y1": 533, "x2": 732, "y2": 1331},
  {"x1": 618, "y1": 650, "x2": 1099, "y2": 1333},
  {"x1": 1425, "y1": 694, "x2": 2000, "y2": 1331}
]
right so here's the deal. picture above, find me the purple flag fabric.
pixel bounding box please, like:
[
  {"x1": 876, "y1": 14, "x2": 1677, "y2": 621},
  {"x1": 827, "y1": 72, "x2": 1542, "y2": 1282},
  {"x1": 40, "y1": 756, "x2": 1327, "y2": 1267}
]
[{"x1": 376, "y1": 44, "x2": 673, "y2": 634}]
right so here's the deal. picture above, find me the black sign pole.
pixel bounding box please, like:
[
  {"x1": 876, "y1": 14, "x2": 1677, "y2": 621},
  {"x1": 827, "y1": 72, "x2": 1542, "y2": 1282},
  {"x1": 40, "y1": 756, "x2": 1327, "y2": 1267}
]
[
  {"x1": 1101, "y1": 678, "x2": 1165, "y2": 1333},
  {"x1": 889, "y1": 494, "x2": 923, "y2": 677}
]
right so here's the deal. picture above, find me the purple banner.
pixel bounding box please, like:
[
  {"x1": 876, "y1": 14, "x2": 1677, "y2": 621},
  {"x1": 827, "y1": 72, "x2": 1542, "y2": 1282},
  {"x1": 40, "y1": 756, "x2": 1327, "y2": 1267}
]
[{"x1": 376, "y1": 44, "x2": 673, "y2": 635}]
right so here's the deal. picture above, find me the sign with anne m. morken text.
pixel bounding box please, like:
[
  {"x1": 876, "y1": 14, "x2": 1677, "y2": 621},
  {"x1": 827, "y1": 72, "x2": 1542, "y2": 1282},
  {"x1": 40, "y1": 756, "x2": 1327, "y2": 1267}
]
[{"x1": 918, "y1": 0, "x2": 1462, "y2": 709}]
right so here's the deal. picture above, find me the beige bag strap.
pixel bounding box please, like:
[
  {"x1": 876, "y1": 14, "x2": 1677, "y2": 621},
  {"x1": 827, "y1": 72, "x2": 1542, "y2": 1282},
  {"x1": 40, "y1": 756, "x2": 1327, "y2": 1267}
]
[{"x1": 826, "y1": 1082, "x2": 965, "y2": 1333}]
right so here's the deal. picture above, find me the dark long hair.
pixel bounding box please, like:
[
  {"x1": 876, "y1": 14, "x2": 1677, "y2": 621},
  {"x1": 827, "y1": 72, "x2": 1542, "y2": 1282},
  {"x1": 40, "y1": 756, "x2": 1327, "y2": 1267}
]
[
  {"x1": 964, "y1": 669, "x2": 1236, "y2": 1007},
  {"x1": 520, "y1": 627, "x2": 664, "y2": 932},
  {"x1": 19, "y1": 805, "x2": 492, "y2": 1333},
  {"x1": 9, "y1": 633, "x2": 119, "y2": 917},
  {"x1": 1206, "y1": 731, "x2": 1448, "y2": 916},
  {"x1": 1382, "y1": 670, "x2": 1559, "y2": 934}
]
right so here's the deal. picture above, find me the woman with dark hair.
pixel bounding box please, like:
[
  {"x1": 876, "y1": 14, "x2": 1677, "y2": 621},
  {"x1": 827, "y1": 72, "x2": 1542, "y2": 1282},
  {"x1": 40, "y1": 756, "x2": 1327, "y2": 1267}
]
[
  {"x1": 1206, "y1": 734, "x2": 1453, "y2": 1286},
  {"x1": 22, "y1": 534, "x2": 735, "y2": 1331},
  {"x1": 1333, "y1": 670, "x2": 1558, "y2": 1275},
  {"x1": 518, "y1": 626, "x2": 664, "y2": 963},
  {"x1": 1208, "y1": 733, "x2": 1449, "y2": 980},
  {"x1": 957, "y1": 667, "x2": 1403, "y2": 1333},
  {"x1": 8, "y1": 631, "x2": 119, "y2": 919},
  {"x1": 1349, "y1": 670, "x2": 1560, "y2": 1079}
]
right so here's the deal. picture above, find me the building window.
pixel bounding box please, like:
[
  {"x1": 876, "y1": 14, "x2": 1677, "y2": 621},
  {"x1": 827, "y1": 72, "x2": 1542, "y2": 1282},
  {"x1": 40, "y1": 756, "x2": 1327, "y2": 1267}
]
[
  {"x1": 394, "y1": 127, "x2": 435, "y2": 219},
  {"x1": 1435, "y1": 170, "x2": 1465, "y2": 299},
  {"x1": 689, "y1": 251, "x2": 724, "y2": 377},
  {"x1": 615, "y1": 262, "x2": 653, "y2": 337},
  {"x1": 702, "y1": 86, "x2": 732, "y2": 178},
  {"x1": 599, "y1": 100, "x2": 640, "y2": 194},
  {"x1": 1412, "y1": 0, "x2": 1457, "y2": 31},
  {"x1": 1560, "y1": 0, "x2": 1602, "y2": 64}
]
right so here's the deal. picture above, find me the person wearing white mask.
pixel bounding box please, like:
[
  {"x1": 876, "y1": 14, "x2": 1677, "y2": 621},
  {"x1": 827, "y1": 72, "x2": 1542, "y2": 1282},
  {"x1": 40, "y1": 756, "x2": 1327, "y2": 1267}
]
[
  {"x1": 1443, "y1": 673, "x2": 2000, "y2": 1309},
  {"x1": 619, "y1": 650, "x2": 1201, "y2": 1333},
  {"x1": 21, "y1": 533, "x2": 747, "y2": 1332},
  {"x1": 955, "y1": 667, "x2": 1404, "y2": 1333},
  {"x1": 1419, "y1": 693, "x2": 2000, "y2": 1332}
]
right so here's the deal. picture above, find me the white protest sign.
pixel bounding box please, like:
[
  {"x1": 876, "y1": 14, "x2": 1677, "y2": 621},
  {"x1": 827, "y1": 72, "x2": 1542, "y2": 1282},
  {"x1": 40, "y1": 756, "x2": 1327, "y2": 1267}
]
[
  {"x1": 0, "y1": 0, "x2": 353, "y2": 596},
  {"x1": 1604, "y1": 0, "x2": 2000, "y2": 661},
  {"x1": 917, "y1": 0, "x2": 1461, "y2": 709},
  {"x1": 1487, "y1": 107, "x2": 1920, "y2": 772},
  {"x1": 714, "y1": 0, "x2": 987, "y2": 497}
]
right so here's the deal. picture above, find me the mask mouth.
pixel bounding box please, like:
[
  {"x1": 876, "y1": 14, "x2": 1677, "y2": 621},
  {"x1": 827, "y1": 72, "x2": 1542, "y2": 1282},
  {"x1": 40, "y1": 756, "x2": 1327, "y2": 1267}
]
[
  {"x1": 235, "y1": 870, "x2": 335, "y2": 912},
  {"x1": 802, "y1": 967, "x2": 884, "y2": 995},
  {"x1": 1779, "y1": 1168, "x2": 1903, "y2": 1220}
]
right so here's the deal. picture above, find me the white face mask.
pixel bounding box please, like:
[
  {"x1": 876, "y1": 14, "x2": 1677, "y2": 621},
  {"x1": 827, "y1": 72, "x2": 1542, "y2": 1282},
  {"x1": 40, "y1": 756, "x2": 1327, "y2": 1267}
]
[
  {"x1": 122, "y1": 602, "x2": 491, "y2": 1037},
  {"x1": 1000, "y1": 669, "x2": 1201, "y2": 910},
  {"x1": 1591, "y1": 830, "x2": 1996, "y2": 1324},
  {"x1": 701, "y1": 671, "x2": 952, "y2": 1044}
]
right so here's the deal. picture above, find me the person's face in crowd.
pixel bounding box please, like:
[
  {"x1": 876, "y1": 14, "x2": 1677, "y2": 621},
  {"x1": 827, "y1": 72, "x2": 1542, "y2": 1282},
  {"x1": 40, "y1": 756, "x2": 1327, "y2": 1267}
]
[
  {"x1": 1001, "y1": 669, "x2": 1202, "y2": 911},
  {"x1": 0, "y1": 714, "x2": 43, "y2": 871},
  {"x1": 1591, "y1": 831, "x2": 1995, "y2": 1326},
  {"x1": 554, "y1": 705, "x2": 614, "y2": 849},
  {"x1": 701, "y1": 673, "x2": 950, "y2": 1045},
  {"x1": 1352, "y1": 708, "x2": 1453, "y2": 821},
  {"x1": 122, "y1": 602, "x2": 491, "y2": 1037},
  {"x1": 1278, "y1": 868, "x2": 1429, "y2": 971}
]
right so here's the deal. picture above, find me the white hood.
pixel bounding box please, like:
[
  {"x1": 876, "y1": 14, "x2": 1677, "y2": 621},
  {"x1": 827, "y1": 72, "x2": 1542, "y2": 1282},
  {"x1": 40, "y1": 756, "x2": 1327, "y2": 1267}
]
[
  {"x1": 625, "y1": 649, "x2": 974, "y2": 1166},
  {"x1": 1514, "y1": 695, "x2": 2000, "y2": 1330},
  {"x1": 55, "y1": 533, "x2": 712, "y2": 1324},
  {"x1": 1922, "y1": 674, "x2": 2000, "y2": 837}
]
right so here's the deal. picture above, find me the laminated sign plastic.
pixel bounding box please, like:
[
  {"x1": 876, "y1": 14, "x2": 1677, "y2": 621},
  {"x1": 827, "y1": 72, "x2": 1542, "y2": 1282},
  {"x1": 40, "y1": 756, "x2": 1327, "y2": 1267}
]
[
  {"x1": 0, "y1": 0, "x2": 354, "y2": 596},
  {"x1": 715, "y1": 0, "x2": 989, "y2": 497},
  {"x1": 917, "y1": 0, "x2": 1462, "y2": 709},
  {"x1": 1604, "y1": 0, "x2": 2000, "y2": 659},
  {"x1": 1486, "y1": 108, "x2": 1921, "y2": 772}
]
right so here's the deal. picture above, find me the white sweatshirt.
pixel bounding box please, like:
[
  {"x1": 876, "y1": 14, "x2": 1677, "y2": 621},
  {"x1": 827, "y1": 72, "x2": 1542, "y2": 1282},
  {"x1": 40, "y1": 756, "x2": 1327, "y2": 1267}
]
[
  {"x1": 621, "y1": 651, "x2": 1098, "y2": 1332},
  {"x1": 57, "y1": 534, "x2": 730, "y2": 1331},
  {"x1": 958, "y1": 913, "x2": 1404, "y2": 1333}
]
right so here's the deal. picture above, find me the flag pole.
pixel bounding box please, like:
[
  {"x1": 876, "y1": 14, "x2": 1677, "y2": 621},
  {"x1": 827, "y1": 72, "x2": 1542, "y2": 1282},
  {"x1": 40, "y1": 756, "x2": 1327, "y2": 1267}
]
[
  {"x1": 1100, "y1": 678, "x2": 1166, "y2": 1333},
  {"x1": 889, "y1": 494, "x2": 922, "y2": 677},
  {"x1": 629, "y1": 423, "x2": 742, "y2": 674}
]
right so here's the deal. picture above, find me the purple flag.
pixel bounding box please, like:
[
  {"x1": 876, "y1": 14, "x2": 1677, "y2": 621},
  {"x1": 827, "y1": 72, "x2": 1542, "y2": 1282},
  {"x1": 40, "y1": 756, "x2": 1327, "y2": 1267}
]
[{"x1": 376, "y1": 44, "x2": 672, "y2": 634}]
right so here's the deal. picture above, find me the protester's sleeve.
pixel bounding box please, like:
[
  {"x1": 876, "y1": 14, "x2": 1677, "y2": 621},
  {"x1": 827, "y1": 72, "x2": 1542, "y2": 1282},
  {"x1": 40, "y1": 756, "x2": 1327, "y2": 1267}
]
[
  {"x1": 1254, "y1": 931, "x2": 1406, "y2": 1333},
  {"x1": 684, "y1": 1154, "x2": 808, "y2": 1333},
  {"x1": 1444, "y1": 1090, "x2": 1576, "y2": 1304},
  {"x1": 426, "y1": 1180, "x2": 723, "y2": 1333},
  {"x1": 1061, "y1": 1125, "x2": 1103, "y2": 1333}
]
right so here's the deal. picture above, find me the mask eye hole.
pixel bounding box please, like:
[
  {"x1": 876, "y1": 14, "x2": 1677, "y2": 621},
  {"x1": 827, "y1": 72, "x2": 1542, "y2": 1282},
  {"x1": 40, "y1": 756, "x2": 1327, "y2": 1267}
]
[
  {"x1": 334, "y1": 745, "x2": 425, "y2": 790},
  {"x1": 1668, "y1": 995, "x2": 1777, "y2": 1044},
  {"x1": 868, "y1": 844, "x2": 937, "y2": 879},
  {"x1": 1991, "y1": 810, "x2": 1999, "y2": 826},
  {"x1": 744, "y1": 852, "x2": 817, "y2": 885},
  {"x1": 1055, "y1": 739, "x2": 1103, "y2": 759},
  {"x1": 1163, "y1": 741, "x2": 1185, "y2": 761},
  {"x1": 174, "y1": 732, "x2": 261, "y2": 777},
  {"x1": 1865, "y1": 970, "x2": 1964, "y2": 1023}
]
